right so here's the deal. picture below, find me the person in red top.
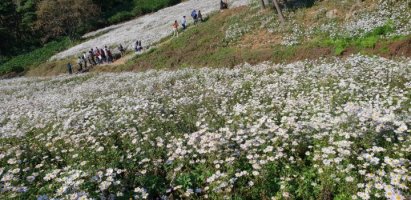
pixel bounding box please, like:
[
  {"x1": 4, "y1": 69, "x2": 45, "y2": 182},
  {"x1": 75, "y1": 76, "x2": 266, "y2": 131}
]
[
  {"x1": 172, "y1": 20, "x2": 179, "y2": 37},
  {"x1": 95, "y1": 49, "x2": 101, "y2": 64}
]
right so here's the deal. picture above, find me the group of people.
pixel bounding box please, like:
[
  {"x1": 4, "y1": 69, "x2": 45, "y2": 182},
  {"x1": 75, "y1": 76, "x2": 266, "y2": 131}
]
[
  {"x1": 67, "y1": 2, "x2": 232, "y2": 74},
  {"x1": 76, "y1": 46, "x2": 114, "y2": 72},
  {"x1": 173, "y1": 9, "x2": 204, "y2": 37},
  {"x1": 67, "y1": 46, "x2": 117, "y2": 74},
  {"x1": 134, "y1": 40, "x2": 143, "y2": 52}
]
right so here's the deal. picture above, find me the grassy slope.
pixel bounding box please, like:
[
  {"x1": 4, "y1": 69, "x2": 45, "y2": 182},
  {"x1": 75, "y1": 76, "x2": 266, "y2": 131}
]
[
  {"x1": 94, "y1": 4, "x2": 410, "y2": 73},
  {"x1": 0, "y1": 38, "x2": 75, "y2": 76},
  {"x1": 16, "y1": 1, "x2": 411, "y2": 76}
]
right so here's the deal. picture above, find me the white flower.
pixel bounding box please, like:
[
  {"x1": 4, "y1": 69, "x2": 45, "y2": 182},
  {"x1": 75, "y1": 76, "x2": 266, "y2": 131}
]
[
  {"x1": 252, "y1": 171, "x2": 260, "y2": 176},
  {"x1": 345, "y1": 176, "x2": 354, "y2": 182},
  {"x1": 7, "y1": 158, "x2": 17, "y2": 165},
  {"x1": 99, "y1": 181, "x2": 112, "y2": 191},
  {"x1": 248, "y1": 181, "x2": 254, "y2": 187}
]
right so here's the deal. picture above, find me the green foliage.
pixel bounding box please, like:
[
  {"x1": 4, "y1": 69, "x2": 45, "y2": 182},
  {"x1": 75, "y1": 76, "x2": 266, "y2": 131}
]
[
  {"x1": 355, "y1": 35, "x2": 379, "y2": 48},
  {"x1": 0, "y1": 38, "x2": 72, "y2": 75},
  {"x1": 136, "y1": 0, "x2": 180, "y2": 13},
  {"x1": 100, "y1": 0, "x2": 181, "y2": 25},
  {"x1": 319, "y1": 22, "x2": 395, "y2": 55},
  {"x1": 1, "y1": 0, "x2": 181, "y2": 70},
  {"x1": 108, "y1": 11, "x2": 134, "y2": 24}
]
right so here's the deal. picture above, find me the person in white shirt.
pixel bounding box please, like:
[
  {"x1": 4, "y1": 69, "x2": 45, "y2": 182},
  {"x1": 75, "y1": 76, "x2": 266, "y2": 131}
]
[{"x1": 181, "y1": 16, "x2": 187, "y2": 30}]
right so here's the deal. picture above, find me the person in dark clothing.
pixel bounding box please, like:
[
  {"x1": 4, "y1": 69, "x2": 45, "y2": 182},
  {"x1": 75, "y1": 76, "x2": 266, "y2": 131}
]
[
  {"x1": 191, "y1": 10, "x2": 198, "y2": 24},
  {"x1": 100, "y1": 49, "x2": 106, "y2": 63},
  {"x1": 67, "y1": 63, "x2": 73, "y2": 74},
  {"x1": 139, "y1": 41, "x2": 143, "y2": 50},
  {"x1": 220, "y1": 0, "x2": 228, "y2": 9},
  {"x1": 107, "y1": 49, "x2": 113, "y2": 63},
  {"x1": 181, "y1": 16, "x2": 187, "y2": 30},
  {"x1": 118, "y1": 44, "x2": 125, "y2": 57},
  {"x1": 89, "y1": 49, "x2": 96, "y2": 65}
]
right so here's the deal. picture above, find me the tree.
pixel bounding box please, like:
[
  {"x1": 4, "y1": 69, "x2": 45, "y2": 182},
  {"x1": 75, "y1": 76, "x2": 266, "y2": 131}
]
[
  {"x1": 272, "y1": 0, "x2": 285, "y2": 23},
  {"x1": 260, "y1": 0, "x2": 266, "y2": 9},
  {"x1": 0, "y1": 0, "x2": 19, "y2": 55},
  {"x1": 35, "y1": 0, "x2": 100, "y2": 42},
  {"x1": 17, "y1": 0, "x2": 37, "y2": 30}
]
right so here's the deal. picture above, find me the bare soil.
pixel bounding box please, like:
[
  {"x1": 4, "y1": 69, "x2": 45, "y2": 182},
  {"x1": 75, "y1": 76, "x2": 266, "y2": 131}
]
[{"x1": 388, "y1": 38, "x2": 411, "y2": 57}]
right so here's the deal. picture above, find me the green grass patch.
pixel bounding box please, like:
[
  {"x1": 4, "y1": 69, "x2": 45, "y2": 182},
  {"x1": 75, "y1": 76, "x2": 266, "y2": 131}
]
[
  {"x1": 0, "y1": 38, "x2": 74, "y2": 75},
  {"x1": 319, "y1": 22, "x2": 395, "y2": 55}
]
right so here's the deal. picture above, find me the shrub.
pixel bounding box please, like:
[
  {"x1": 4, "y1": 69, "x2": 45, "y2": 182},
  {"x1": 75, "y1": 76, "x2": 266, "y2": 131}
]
[
  {"x1": 108, "y1": 11, "x2": 134, "y2": 24},
  {"x1": 0, "y1": 38, "x2": 72, "y2": 75},
  {"x1": 319, "y1": 21, "x2": 395, "y2": 55}
]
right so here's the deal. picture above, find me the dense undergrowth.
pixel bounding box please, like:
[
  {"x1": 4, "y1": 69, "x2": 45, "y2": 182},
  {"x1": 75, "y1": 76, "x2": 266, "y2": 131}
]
[
  {"x1": 0, "y1": 38, "x2": 74, "y2": 75},
  {"x1": 0, "y1": 0, "x2": 182, "y2": 76},
  {"x1": 319, "y1": 21, "x2": 397, "y2": 55},
  {"x1": 105, "y1": 0, "x2": 181, "y2": 24}
]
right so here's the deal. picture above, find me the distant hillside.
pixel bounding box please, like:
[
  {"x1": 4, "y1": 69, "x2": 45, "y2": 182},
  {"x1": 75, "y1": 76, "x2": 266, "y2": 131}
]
[
  {"x1": 1, "y1": 0, "x2": 411, "y2": 77},
  {"x1": 0, "y1": 0, "x2": 181, "y2": 71},
  {"x1": 91, "y1": 0, "x2": 411, "y2": 73}
]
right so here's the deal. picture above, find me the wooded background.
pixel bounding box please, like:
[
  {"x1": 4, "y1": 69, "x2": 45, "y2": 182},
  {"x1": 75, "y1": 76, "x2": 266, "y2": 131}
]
[{"x1": 0, "y1": 0, "x2": 180, "y2": 63}]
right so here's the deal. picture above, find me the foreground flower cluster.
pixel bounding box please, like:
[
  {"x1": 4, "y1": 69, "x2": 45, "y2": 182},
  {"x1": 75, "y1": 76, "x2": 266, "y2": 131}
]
[
  {"x1": 0, "y1": 55, "x2": 410, "y2": 199},
  {"x1": 245, "y1": 0, "x2": 411, "y2": 46}
]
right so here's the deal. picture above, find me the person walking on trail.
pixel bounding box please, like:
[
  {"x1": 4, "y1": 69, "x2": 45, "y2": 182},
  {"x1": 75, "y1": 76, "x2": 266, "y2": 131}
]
[
  {"x1": 220, "y1": 0, "x2": 228, "y2": 10},
  {"x1": 107, "y1": 48, "x2": 113, "y2": 63},
  {"x1": 134, "y1": 41, "x2": 138, "y2": 52},
  {"x1": 86, "y1": 51, "x2": 94, "y2": 66},
  {"x1": 181, "y1": 16, "x2": 187, "y2": 30},
  {"x1": 77, "y1": 56, "x2": 83, "y2": 72},
  {"x1": 191, "y1": 10, "x2": 198, "y2": 24},
  {"x1": 134, "y1": 40, "x2": 143, "y2": 52},
  {"x1": 82, "y1": 52, "x2": 88, "y2": 69},
  {"x1": 89, "y1": 49, "x2": 97, "y2": 65},
  {"x1": 67, "y1": 63, "x2": 73, "y2": 74},
  {"x1": 95, "y1": 48, "x2": 101, "y2": 64},
  {"x1": 138, "y1": 41, "x2": 143, "y2": 51},
  {"x1": 100, "y1": 48, "x2": 106, "y2": 63},
  {"x1": 118, "y1": 44, "x2": 125, "y2": 57},
  {"x1": 198, "y1": 10, "x2": 203, "y2": 22},
  {"x1": 104, "y1": 46, "x2": 109, "y2": 63},
  {"x1": 172, "y1": 20, "x2": 179, "y2": 37}
]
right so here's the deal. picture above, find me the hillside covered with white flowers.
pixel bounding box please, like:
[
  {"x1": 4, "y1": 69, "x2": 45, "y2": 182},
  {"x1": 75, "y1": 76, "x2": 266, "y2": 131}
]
[
  {"x1": 0, "y1": 0, "x2": 411, "y2": 199},
  {"x1": 1, "y1": 55, "x2": 410, "y2": 199}
]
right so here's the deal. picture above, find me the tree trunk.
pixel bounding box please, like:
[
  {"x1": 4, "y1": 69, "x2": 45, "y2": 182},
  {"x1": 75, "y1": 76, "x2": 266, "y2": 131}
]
[
  {"x1": 272, "y1": 0, "x2": 285, "y2": 23},
  {"x1": 260, "y1": 0, "x2": 266, "y2": 9}
]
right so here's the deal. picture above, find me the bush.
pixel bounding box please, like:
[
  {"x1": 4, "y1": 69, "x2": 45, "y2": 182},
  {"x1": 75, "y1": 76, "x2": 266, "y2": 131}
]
[
  {"x1": 319, "y1": 21, "x2": 395, "y2": 55},
  {"x1": 0, "y1": 38, "x2": 72, "y2": 75},
  {"x1": 108, "y1": 11, "x2": 134, "y2": 24},
  {"x1": 355, "y1": 35, "x2": 379, "y2": 49},
  {"x1": 137, "y1": 0, "x2": 179, "y2": 13}
]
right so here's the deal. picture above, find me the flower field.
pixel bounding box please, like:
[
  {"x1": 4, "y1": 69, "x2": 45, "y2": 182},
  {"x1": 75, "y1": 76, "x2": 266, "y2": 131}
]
[
  {"x1": 0, "y1": 55, "x2": 410, "y2": 199},
  {"x1": 51, "y1": 0, "x2": 248, "y2": 60}
]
